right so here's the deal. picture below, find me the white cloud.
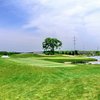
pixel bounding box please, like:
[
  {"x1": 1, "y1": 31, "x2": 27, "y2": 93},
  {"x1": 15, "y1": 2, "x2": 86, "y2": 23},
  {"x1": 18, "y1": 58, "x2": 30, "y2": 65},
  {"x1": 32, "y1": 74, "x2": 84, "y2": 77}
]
[
  {"x1": 11, "y1": 0, "x2": 100, "y2": 50},
  {"x1": 22, "y1": 0, "x2": 100, "y2": 28}
]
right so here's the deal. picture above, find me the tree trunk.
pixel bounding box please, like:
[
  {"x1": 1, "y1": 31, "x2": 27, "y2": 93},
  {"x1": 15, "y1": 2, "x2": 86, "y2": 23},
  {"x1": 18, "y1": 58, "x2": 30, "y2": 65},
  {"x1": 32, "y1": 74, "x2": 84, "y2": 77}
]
[{"x1": 51, "y1": 47, "x2": 54, "y2": 55}]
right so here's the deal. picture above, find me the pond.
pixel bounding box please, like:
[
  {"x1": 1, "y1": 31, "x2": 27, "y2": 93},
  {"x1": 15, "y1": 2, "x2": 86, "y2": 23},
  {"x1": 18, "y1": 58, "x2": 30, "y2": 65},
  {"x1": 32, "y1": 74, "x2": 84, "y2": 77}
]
[
  {"x1": 90, "y1": 56, "x2": 100, "y2": 60},
  {"x1": 89, "y1": 56, "x2": 100, "y2": 64}
]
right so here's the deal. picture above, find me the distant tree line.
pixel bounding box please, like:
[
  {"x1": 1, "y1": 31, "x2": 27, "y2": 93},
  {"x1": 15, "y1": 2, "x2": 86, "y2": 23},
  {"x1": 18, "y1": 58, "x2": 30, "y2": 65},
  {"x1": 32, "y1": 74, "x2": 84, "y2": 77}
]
[
  {"x1": 0, "y1": 50, "x2": 100, "y2": 56},
  {"x1": 45, "y1": 50, "x2": 100, "y2": 56},
  {"x1": 0, "y1": 51, "x2": 21, "y2": 55}
]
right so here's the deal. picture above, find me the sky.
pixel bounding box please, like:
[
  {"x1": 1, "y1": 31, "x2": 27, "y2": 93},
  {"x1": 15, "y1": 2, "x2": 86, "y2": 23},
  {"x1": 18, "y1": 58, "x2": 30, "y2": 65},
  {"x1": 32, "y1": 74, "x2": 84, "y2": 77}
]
[{"x1": 0, "y1": 0, "x2": 100, "y2": 52}]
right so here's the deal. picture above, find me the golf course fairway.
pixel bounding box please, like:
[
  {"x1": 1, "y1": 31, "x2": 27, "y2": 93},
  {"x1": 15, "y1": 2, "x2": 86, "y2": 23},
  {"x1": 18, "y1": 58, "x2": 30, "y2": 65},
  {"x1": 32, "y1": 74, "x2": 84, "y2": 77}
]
[{"x1": 0, "y1": 54, "x2": 100, "y2": 100}]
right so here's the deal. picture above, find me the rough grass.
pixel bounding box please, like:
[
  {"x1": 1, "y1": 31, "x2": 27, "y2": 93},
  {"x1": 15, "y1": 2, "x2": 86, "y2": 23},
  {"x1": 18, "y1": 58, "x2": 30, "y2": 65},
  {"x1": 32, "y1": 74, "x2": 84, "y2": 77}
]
[{"x1": 0, "y1": 54, "x2": 100, "y2": 100}]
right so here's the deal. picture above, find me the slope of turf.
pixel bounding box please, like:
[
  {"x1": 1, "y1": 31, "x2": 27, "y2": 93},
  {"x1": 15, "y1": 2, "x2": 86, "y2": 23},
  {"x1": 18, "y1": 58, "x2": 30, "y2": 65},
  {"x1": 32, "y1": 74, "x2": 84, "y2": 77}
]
[
  {"x1": 9, "y1": 57, "x2": 76, "y2": 67},
  {"x1": 0, "y1": 54, "x2": 100, "y2": 100},
  {"x1": 11, "y1": 53, "x2": 43, "y2": 58}
]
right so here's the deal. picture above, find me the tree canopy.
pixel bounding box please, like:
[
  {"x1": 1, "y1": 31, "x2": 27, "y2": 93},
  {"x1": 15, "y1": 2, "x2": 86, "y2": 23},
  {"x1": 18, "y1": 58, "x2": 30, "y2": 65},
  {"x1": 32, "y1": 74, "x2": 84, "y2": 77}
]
[{"x1": 42, "y1": 37, "x2": 62, "y2": 55}]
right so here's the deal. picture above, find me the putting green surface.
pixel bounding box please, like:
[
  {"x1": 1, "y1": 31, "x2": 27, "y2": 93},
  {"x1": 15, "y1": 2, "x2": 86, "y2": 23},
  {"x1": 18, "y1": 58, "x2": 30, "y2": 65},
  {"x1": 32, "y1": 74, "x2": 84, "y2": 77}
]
[{"x1": 0, "y1": 54, "x2": 100, "y2": 100}]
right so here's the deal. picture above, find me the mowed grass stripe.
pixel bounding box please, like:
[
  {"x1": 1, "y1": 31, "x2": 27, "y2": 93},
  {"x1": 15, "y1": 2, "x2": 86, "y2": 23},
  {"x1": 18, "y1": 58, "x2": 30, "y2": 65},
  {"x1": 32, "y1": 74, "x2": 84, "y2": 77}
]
[{"x1": 9, "y1": 58, "x2": 76, "y2": 67}]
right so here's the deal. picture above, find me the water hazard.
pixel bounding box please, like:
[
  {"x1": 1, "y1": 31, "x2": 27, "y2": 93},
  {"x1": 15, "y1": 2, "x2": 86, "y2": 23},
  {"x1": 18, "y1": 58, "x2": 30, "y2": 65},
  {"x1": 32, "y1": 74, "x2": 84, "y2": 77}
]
[{"x1": 89, "y1": 56, "x2": 100, "y2": 64}]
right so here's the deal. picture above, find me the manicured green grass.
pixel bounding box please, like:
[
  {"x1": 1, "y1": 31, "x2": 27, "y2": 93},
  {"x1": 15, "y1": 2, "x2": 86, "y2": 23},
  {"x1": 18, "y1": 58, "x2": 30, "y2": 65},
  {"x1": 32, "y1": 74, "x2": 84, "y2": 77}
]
[
  {"x1": 0, "y1": 54, "x2": 100, "y2": 100},
  {"x1": 43, "y1": 57, "x2": 96, "y2": 63},
  {"x1": 9, "y1": 57, "x2": 76, "y2": 67},
  {"x1": 41, "y1": 55, "x2": 96, "y2": 64},
  {"x1": 11, "y1": 53, "x2": 43, "y2": 58}
]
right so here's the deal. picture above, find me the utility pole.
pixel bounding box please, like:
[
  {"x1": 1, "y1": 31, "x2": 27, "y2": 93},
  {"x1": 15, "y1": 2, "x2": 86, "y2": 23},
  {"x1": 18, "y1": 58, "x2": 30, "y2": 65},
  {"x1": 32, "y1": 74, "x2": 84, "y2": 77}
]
[
  {"x1": 97, "y1": 46, "x2": 99, "y2": 51},
  {"x1": 74, "y1": 36, "x2": 76, "y2": 51},
  {"x1": 73, "y1": 36, "x2": 76, "y2": 55}
]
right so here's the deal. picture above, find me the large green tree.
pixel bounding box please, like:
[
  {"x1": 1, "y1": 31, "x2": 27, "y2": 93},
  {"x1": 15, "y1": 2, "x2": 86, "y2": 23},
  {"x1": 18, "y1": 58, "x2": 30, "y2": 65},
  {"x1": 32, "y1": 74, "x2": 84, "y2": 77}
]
[{"x1": 42, "y1": 37, "x2": 62, "y2": 55}]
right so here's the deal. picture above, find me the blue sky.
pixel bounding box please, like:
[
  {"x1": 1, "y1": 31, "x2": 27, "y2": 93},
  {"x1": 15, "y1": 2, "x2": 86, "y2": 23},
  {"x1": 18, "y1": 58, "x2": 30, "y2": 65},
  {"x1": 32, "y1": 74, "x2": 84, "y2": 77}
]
[{"x1": 0, "y1": 0, "x2": 100, "y2": 52}]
